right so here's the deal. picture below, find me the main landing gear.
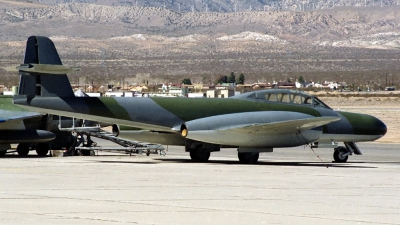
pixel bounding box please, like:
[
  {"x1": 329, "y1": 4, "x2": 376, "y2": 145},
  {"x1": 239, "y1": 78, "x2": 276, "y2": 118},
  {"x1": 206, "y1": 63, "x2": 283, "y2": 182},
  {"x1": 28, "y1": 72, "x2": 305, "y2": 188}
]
[
  {"x1": 190, "y1": 146, "x2": 211, "y2": 162},
  {"x1": 16, "y1": 144, "x2": 30, "y2": 156},
  {"x1": 16, "y1": 143, "x2": 50, "y2": 156},
  {"x1": 186, "y1": 141, "x2": 220, "y2": 162},
  {"x1": 238, "y1": 152, "x2": 259, "y2": 164},
  {"x1": 35, "y1": 143, "x2": 49, "y2": 156}
]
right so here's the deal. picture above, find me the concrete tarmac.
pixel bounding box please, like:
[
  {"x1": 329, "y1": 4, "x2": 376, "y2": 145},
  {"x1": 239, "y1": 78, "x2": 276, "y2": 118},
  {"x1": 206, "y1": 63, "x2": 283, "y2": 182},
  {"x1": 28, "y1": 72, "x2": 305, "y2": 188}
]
[{"x1": 1, "y1": 142, "x2": 399, "y2": 225}]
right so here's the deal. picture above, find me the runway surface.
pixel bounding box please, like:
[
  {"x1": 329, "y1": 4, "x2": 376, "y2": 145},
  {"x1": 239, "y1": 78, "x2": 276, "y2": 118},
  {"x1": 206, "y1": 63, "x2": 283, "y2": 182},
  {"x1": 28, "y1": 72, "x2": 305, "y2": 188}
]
[{"x1": 0, "y1": 142, "x2": 399, "y2": 225}]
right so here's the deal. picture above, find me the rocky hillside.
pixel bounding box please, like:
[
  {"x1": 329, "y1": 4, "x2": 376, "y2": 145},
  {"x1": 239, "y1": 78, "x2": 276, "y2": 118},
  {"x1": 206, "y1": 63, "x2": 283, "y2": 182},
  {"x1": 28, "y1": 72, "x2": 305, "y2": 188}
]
[
  {"x1": 1, "y1": 2, "x2": 400, "y2": 44},
  {"x1": 8, "y1": 0, "x2": 400, "y2": 12},
  {"x1": 1, "y1": 1, "x2": 400, "y2": 87}
]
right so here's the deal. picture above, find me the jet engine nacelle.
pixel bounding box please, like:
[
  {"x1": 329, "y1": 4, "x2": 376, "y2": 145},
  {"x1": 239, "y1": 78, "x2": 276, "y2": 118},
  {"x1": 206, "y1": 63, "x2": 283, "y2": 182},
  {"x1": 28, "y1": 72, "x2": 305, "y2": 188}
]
[{"x1": 174, "y1": 111, "x2": 325, "y2": 148}]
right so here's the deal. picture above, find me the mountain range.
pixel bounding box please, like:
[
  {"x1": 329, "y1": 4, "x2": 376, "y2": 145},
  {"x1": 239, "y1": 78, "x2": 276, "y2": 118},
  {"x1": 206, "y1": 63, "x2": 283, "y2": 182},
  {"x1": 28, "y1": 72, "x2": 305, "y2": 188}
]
[{"x1": 1, "y1": 0, "x2": 400, "y2": 86}]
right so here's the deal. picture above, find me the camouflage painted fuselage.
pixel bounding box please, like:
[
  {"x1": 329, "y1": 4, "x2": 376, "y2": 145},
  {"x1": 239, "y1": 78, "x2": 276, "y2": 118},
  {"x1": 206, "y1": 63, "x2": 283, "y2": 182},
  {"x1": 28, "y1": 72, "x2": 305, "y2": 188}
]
[{"x1": 14, "y1": 91, "x2": 387, "y2": 147}]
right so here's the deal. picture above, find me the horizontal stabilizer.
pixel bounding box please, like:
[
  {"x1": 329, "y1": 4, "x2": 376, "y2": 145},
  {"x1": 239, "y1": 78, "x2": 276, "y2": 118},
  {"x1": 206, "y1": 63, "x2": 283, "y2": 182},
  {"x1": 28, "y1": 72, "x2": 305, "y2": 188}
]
[
  {"x1": 224, "y1": 116, "x2": 340, "y2": 135},
  {"x1": 2, "y1": 65, "x2": 19, "y2": 72},
  {"x1": 18, "y1": 64, "x2": 80, "y2": 75}
]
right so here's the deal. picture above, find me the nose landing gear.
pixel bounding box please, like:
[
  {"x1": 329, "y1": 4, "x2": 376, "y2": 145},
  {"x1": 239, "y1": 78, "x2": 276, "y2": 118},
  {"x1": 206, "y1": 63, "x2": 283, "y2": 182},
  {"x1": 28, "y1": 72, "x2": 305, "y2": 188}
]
[
  {"x1": 333, "y1": 142, "x2": 362, "y2": 163},
  {"x1": 333, "y1": 146, "x2": 349, "y2": 163}
]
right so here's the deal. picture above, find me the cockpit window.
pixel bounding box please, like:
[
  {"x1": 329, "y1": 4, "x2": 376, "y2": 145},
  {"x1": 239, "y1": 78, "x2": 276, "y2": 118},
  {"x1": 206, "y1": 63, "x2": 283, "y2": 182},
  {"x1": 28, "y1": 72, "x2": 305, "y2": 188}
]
[
  {"x1": 282, "y1": 94, "x2": 291, "y2": 103},
  {"x1": 291, "y1": 94, "x2": 303, "y2": 104},
  {"x1": 304, "y1": 96, "x2": 313, "y2": 105},
  {"x1": 313, "y1": 97, "x2": 331, "y2": 109},
  {"x1": 266, "y1": 94, "x2": 277, "y2": 101},
  {"x1": 241, "y1": 90, "x2": 331, "y2": 109}
]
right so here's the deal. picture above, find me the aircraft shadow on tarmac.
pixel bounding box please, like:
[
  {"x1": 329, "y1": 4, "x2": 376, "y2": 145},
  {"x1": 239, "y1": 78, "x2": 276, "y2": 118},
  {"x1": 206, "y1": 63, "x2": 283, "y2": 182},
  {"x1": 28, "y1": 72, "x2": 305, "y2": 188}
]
[
  {"x1": 96, "y1": 160, "x2": 160, "y2": 165},
  {"x1": 92, "y1": 157, "x2": 379, "y2": 169},
  {"x1": 3, "y1": 154, "x2": 50, "y2": 159},
  {"x1": 155, "y1": 158, "x2": 381, "y2": 168},
  {"x1": 5, "y1": 154, "x2": 399, "y2": 168}
]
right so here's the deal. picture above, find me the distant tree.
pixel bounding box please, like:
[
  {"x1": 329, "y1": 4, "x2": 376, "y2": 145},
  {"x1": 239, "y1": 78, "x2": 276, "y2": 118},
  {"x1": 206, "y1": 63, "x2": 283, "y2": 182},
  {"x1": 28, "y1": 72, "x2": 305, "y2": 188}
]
[
  {"x1": 215, "y1": 75, "x2": 228, "y2": 84},
  {"x1": 228, "y1": 72, "x2": 236, "y2": 84},
  {"x1": 202, "y1": 76, "x2": 211, "y2": 86},
  {"x1": 238, "y1": 73, "x2": 245, "y2": 84},
  {"x1": 297, "y1": 76, "x2": 305, "y2": 83},
  {"x1": 182, "y1": 78, "x2": 192, "y2": 85}
]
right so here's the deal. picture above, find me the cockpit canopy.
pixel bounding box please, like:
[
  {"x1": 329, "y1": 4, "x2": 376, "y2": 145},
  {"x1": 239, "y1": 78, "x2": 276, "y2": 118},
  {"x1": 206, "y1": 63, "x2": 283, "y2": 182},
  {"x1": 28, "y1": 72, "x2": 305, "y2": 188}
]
[{"x1": 231, "y1": 89, "x2": 331, "y2": 109}]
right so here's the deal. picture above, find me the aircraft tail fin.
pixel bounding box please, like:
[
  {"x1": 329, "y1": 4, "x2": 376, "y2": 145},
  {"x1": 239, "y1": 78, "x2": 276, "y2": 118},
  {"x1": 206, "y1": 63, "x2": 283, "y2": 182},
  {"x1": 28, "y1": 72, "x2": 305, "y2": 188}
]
[{"x1": 17, "y1": 36, "x2": 75, "y2": 98}]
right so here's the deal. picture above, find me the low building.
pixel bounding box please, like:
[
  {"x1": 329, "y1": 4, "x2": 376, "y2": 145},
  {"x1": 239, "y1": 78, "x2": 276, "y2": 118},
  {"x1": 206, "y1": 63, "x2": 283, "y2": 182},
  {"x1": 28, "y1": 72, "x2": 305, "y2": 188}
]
[
  {"x1": 215, "y1": 83, "x2": 235, "y2": 90},
  {"x1": 206, "y1": 89, "x2": 235, "y2": 98},
  {"x1": 188, "y1": 93, "x2": 206, "y2": 98},
  {"x1": 104, "y1": 92, "x2": 124, "y2": 97}
]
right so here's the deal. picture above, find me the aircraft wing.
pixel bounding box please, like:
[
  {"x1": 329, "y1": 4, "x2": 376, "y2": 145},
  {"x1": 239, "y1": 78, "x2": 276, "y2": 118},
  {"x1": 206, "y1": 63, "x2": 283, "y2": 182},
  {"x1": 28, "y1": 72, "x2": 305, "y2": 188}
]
[
  {"x1": 0, "y1": 110, "x2": 42, "y2": 130},
  {"x1": 221, "y1": 117, "x2": 341, "y2": 135}
]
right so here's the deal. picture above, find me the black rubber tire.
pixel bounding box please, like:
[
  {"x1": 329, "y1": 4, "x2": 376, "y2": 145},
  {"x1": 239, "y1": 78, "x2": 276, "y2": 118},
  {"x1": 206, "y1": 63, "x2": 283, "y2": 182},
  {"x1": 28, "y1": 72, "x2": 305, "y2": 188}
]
[
  {"x1": 81, "y1": 150, "x2": 90, "y2": 156},
  {"x1": 238, "y1": 152, "x2": 260, "y2": 164},
  {"x1": 81, "y1": 150, "x2": 95, "y2": 156},
  {"x1": 333, "y1": 147, "x2": 349, "y2": 163},
  {"x1": 35, "y1": 143, "x2": 49, "y2": 156},
  {"x1": 17, "y1": 144, "x2": 30, "y2": 156},
  {"x1": 190, "y1": 146, "x2": 210, "y2": 162},
  {"x1": 0, "y1": 150, "x2": 6, "y2": 157}
]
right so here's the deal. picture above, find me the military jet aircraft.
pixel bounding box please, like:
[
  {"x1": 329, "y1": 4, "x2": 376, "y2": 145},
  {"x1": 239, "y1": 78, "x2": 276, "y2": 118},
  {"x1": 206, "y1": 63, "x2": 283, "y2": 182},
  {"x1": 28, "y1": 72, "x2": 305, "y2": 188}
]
[
  {"x1": 13, "y1": 36, "x2": 387, "y2": 163},
  {"x1": 0, "y1": 109, "x2": 55, "y2": 157},
  {"x1": 0, "y1": 96, "x2": 95, "y2": 157}
]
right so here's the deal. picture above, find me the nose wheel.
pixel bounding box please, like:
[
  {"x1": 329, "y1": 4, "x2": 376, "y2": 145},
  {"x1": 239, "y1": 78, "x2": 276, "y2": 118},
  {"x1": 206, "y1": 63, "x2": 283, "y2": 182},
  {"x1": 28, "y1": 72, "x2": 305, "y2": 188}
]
[{"x1": 333, "y1": 146, "x2": 349, "y2": 163}]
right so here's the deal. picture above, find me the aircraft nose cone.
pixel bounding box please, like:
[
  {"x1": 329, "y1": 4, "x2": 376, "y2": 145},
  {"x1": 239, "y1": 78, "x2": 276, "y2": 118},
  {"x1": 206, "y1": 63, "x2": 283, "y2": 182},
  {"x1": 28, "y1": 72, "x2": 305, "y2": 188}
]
[
  {"x1": 356, "y1": 114, "x2": 387, "y2": 137},
  {"x1": 374, "y1": 116, "x2": 387, "y2": 136},
  {"x1": 338, "y1": 111, "x2": 387, "y2": 139}
]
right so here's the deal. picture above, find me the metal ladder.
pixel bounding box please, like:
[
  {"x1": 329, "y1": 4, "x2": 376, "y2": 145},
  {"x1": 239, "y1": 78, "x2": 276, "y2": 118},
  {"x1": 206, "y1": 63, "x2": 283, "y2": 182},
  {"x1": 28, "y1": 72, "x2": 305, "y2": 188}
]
[
  {"x1": 57, "y1": 118, "x2": 165, "y2": 156},
  {"x1": 75, "y1": 129, "x2": 166, "y2": 156}
]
